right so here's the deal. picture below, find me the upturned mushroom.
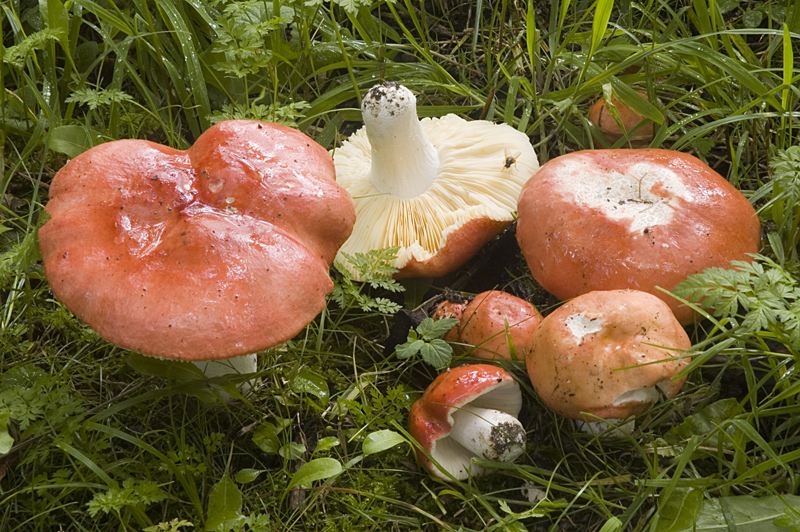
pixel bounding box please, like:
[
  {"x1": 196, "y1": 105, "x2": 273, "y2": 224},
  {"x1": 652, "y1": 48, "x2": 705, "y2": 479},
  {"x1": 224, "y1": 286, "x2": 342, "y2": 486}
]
[
  {"x1": 516, "y1": 149, "x2": 761, "y2": 324},
  {"x1": 588, "y1": 91, "x2": 654, "y2": 145},
  {"x1": 435, "y1": 291, "x2": 541, "y2": 360},
  {"x1": 526, "y1": 290, "x2": 690, "y2": 431},
  {"x1": 408, "y1": 364, "x2": 526, "y2": 480},
  {"x1": 39, "y1": 120, "x2": 356, "y2": 384},
  {"x1": 333, "y1": 82, "x2": 538, "y2": 280}
]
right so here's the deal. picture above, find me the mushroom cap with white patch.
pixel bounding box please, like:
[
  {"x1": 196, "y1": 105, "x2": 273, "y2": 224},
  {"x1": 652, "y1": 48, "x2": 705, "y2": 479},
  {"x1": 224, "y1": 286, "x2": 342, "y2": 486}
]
[
  {"x1": 408, "y1": 364, "x2": 526, "y2": 480},
  {"x1": 516, "y1": 149, "x2": 760, "y2": 324},
  {"x1": 525, "y1": 289, "x2": 691, "y2": 421},
  {"x1": 333, "y1": 82, "x2": 539, "y2": 279}
]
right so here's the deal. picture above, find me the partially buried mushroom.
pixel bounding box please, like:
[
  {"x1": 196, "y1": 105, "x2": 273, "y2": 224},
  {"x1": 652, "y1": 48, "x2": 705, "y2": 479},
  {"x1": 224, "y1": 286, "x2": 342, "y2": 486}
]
[
  {"x1": 39, "y1": 120, "x2": 356, "y2": 376},
  {"x1": 435, "y1": 291, "x2": 541, "y2": 360},
  {"x1": 588, "y1": 91, "x2": 654, "y2": 146},
  {"x1": 408, "y1": 364, "x2": 526, "y2": 480},
  {"x1": 516, "y1": 149, "x2": 761, "y2": 324},
  {"x1": 526, "y1": 290, "x2": 690, "y2": 433},
  {"x1": 333, "y1": 82, "x2": 538, "y2": 280}
]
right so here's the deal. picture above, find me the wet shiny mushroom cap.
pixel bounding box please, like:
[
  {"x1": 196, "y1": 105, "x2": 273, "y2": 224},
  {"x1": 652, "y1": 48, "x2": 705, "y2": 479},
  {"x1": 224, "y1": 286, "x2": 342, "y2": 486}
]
[
  {"x1": 526, "y1": 289, "x2": 691, "y2": 421},
  {"x1": 39, "y1": 120, "x2": 356, "y2": 360},
  {"x1": 438, "y1": 291, "x2": 541, "y2": 360},
  {"x1": 516, "y1": 149, "x2": 761, "y2": 324}
]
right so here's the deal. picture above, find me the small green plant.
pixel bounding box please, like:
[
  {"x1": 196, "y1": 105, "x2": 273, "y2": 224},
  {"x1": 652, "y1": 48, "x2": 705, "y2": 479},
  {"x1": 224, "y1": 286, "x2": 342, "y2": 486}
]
[
  {"x1": 673, "y1": 254, "x2": 800, "y2": 350},
  {"x1": 330, "y1": 247, "x2": 404, "y2": 314},
  {"x1": 756, "y1": 146, "x2": 800, "y2": 265},
  {"x1": 395, "y1": 317, "x2": 458, "y2": 369}
]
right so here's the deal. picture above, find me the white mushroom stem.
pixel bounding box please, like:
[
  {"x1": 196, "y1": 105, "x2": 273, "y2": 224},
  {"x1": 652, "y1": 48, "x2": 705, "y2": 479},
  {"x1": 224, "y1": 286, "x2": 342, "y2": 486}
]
[
  {"x1": 449, "y1": 405, "x2": 526, "y2": 462},
  {"x1": 361, "y1": 82, "x2": 440, "y2": 199},
  {"x1": 193, "y1": 353, "x2": 257, "y2": 397}
]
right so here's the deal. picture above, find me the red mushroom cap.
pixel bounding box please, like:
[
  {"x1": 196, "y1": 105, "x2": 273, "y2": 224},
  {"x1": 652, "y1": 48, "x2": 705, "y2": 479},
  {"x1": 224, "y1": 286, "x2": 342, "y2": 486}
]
[
  {"x1": 516, "y1": 149, "x2": 761, "y2": 324},
  {"x1": 441, "y1": 291, "x2": 541, "y2": 360},
  {"x1": 526, "y1": 289, "x2": 690, "y2": 421},
  {"x1": 408, "y1": 364, "x2": 524, "y2": 480},
  {"x1": 39, "y1": 120, "x2": 356, "y2": 360},
  {"x1": 588, "y1": 92, "x2": 654, "y2": 145}
]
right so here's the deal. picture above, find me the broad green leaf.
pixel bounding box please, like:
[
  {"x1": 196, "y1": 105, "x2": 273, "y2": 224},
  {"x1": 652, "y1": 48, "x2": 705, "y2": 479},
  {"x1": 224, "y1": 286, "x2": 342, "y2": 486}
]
[
  {"x1": 420, "y1": 339, "x2": 453, "y2": 369},
  {"x1": 774, "y1": 508, "x2": 800, "y2": 531},
  {"x1": 668, "y1": 398, "x2": 740, "y2": 441},
  {"x1": 314, "y1": 437, "x2": 341, "y2": 454},
  {"x1": 0, "y1": 413, "x2": 14, "y2": 454},
  {"x1": 658, "y1": 495, "x2": 800, "y2": 532},
  {"x1": 204, "y1": 476, "x2": 242, "y2": 532},
  {"x1": 589, "y1": 0, "x2": 614, "y2": 58},
  {"x1": 278, "y1": 442, "x2": 306, "y2": 460},
  {"x1": 127, "y1": 354, "x2": 206, "y2": 381},
  {"x1": 290, "y1": 367, "x2": 329, "y2": 400},
  {"x1": 363, "y1": 430, "x2": 406, "y2": 455},
  {"x1": 417, "y1": 317, "x2": 459, "y2": 341},
  {"x1": 400, "y1": 278, "x2": 433, "y2": 310},
  {"x1": 655, "y1": 488, "x2": 704, "y2": 532},
  {"x1": 252, "y1": 419, "x2": 291, "y2": 455},
  {"x1": 46, "y1": 125, "x2": 96, "y2": 158},
  {"x1": 288, "y1": 458, "x2": 342, "y2": 488},
  {"x1": 234, "y1": 469, "x2": 263, "y2": 484},
  {"x1": 396, "y1": 339, "x2": 424, "y2": 359}
]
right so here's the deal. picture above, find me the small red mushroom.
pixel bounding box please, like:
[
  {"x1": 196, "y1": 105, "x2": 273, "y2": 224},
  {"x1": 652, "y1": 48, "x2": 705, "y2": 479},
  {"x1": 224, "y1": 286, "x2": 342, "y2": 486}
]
[
  {"x1": 39, "y1": 120, "x2": 356, "y2": 364},
  {"x1": 435, "y1": 291, "x2": 541, "y2": 360},
  {"x1": 408, "y1": 364, "x2": 526, "y2": 480},
  {"x1": 516, "y1": 149, "x2": 761, "y2": 324},
  {"x1": 588, "y1": 91, "x2": 654, "y2": 145},
  {"x1": 526, "y1": 290, "x2": 690, "y2": 432}
]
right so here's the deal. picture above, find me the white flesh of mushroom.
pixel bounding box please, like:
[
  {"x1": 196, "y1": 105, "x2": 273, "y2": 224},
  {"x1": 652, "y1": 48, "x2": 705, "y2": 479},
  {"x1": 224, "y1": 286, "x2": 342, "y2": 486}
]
[
  {"x1": 565, "y1": 313, "x2": 603, "y2": 344},
  {"x1": 193, "y1": 353, "x2": 257, "y2": 397},
  {"x1": 553, "y1": 156, "x2": 691, "y2": 233},
  {"x1": 428, "y1": 378, "x2": 525, "y2": 479},
  {"x1": 449, "y1": 405, "x2": 526, "y2": 462}
]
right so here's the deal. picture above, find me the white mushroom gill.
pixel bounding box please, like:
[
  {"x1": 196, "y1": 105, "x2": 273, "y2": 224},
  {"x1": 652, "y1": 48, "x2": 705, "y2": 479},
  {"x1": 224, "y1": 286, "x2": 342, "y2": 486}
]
[{"x1": 332, "y1": 82, "x2": 539, "y2": 279}]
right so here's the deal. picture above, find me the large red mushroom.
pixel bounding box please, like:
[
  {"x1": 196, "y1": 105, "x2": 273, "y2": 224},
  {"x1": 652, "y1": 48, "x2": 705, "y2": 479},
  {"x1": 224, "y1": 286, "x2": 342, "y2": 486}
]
[
  {"x1": 516, "y1": 149, "x2": 760, "y2": 324},
  {"x1": 39, "y1": 120, "x2": 356, "y2": 366}
]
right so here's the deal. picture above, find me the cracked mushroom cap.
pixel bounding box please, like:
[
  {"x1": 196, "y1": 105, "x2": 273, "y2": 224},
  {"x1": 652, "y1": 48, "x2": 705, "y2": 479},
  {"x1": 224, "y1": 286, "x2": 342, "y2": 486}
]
[
  {"x1": 334, "y1": 82, "x2": 538, "y2": 279},
  {"x1": 516, "y1": 149, "x2": 761, "y2": 324},
  {"x1": 525, "y1": 290, "x2": 690, "y2": 421},
  {"x1": 437, "y1": 291, "x2": 542, "y2": 360},
  {"x1": 39, "y1": 120, "x2": 356, "y2": 360},
  {"x1": 408, "y1": 364, "x2": 526, "y2": 480}
]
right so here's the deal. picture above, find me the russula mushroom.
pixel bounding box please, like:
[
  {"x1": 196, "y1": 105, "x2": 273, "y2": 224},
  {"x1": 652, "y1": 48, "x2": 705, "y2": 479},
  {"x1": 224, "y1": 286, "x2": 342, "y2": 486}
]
[
  {"x1": 39, "y1": 120, "x2": 356, "y2": 378},
  {"x1": 408, "y1": 364, "x2": 526, "y2": 480},
  {"x1": 435, "y1": 291, "x2": 541, "y2": 360},
  {"x1": 588, "y1": 91, "x2": 654, "y2": 145},
  {"x1": 333, "y1": 82, "x2": 539, "y2": 280},
  {"x1": 516, "y1": 149, "x2": 761, "y2": 324},
  {"x1": 526, "y1": 289, "x2": 690, "y2": 431}
]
